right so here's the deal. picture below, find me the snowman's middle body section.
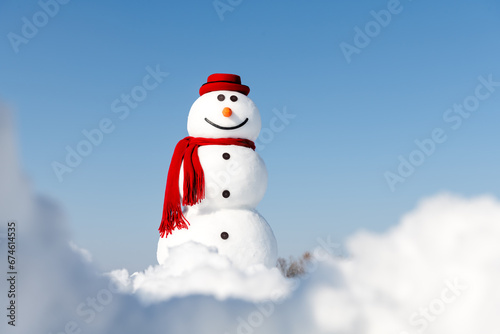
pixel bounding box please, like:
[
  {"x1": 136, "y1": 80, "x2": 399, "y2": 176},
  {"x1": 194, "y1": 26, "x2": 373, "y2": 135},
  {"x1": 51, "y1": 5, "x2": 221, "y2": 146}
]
[{"x1": 181, "y1": 145, "x2": 267, "y2": 212}]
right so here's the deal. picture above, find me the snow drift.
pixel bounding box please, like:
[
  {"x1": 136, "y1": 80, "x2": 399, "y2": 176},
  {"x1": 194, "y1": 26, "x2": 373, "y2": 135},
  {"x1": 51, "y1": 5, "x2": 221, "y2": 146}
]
[{"x1": 1, "y1": 104, "x2": 499, "y2": 334}]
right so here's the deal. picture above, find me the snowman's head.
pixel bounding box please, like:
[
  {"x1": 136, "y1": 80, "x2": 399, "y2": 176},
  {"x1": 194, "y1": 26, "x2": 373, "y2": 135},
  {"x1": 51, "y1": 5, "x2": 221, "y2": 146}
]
[{"x1": 187, "y1": 74, "x2": 261, "y2": 141}]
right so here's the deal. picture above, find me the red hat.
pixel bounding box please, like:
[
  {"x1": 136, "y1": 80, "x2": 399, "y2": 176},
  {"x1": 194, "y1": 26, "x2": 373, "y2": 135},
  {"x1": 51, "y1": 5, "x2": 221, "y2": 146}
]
[{"x1": 199, "y1": 73, "x2": 250, "y2": 96}]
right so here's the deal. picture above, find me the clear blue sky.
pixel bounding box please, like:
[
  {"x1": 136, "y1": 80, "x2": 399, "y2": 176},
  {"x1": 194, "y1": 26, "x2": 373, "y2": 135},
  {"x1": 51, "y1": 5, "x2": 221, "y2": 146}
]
[{"x1": 1, "y1": 0, "x2": 500, "y2": 271}]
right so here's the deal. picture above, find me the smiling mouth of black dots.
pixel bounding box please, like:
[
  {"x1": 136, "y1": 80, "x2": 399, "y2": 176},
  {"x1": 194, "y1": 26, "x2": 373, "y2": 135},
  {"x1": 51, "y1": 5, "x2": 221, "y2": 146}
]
[{"x1": 204, "y1": 118, "x2": 248, "y2": 130}]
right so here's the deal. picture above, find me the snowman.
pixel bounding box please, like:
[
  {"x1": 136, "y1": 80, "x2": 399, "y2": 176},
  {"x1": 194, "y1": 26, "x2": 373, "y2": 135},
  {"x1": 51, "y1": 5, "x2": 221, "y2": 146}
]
[{"x1": 157, "y1": 73, "x2": 278, "y2": 269}]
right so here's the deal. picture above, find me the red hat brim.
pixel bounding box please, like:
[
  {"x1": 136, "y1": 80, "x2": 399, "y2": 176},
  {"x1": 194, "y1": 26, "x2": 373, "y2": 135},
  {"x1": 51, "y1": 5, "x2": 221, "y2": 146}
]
[{"x1": 199, "y1": 74, "x2": 250, "y2": 96}]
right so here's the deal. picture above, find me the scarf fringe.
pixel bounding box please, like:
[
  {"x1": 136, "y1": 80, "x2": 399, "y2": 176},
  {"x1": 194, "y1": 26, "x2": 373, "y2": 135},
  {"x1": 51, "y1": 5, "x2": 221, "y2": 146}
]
[{"x1": 158, "y1": 204, "x2": 189, "y2": 238}]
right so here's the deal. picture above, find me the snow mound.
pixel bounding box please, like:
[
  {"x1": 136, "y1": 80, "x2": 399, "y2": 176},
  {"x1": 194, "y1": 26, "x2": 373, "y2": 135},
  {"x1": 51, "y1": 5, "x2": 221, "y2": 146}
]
[
  {"x1": 305, "y1": 194, "x2": 500, "y2": 334},
  {"x1": 108, "y1": 241, "x2": 291, "y2": 304}
]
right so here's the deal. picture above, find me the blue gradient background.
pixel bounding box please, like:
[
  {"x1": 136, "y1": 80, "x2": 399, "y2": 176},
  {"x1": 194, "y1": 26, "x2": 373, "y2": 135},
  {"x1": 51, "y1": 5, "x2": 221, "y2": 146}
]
[{"x1": 1, "y1": 0, "x2": 499, "y2": 271}]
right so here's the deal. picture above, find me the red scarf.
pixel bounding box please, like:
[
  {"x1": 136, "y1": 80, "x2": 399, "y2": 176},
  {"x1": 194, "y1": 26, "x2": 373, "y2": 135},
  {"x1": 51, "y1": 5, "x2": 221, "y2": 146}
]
[{"x1": 159, "y1": 136, "x2": 256, "y2": 237}]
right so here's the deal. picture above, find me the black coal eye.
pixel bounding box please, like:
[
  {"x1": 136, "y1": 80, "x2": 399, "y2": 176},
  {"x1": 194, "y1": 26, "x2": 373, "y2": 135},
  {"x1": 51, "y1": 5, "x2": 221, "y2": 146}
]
[
  {"x1": 217, "y1": 94, "x2": 225, "y2": 101},
  {"x1": 230, "y1": 95, "x2": 238, "y2": 102}
]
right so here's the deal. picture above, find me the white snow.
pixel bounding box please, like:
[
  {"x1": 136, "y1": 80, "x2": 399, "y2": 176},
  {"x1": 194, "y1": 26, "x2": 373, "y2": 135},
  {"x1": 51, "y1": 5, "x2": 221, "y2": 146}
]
[
  {"x1": 2, "y1": 104, "x2": 500, "y2": 333},
  {"x1": 303, "y1": 193, "x2": 500, "y2": 334},
  {"x1": 112, "y1": 241, "x2": 289, "y2": 304}
]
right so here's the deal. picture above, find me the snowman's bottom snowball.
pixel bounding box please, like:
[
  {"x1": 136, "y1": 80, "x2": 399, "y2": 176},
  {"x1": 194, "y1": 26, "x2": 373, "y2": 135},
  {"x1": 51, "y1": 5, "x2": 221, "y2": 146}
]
[{"x1": 157, "y1": 209, "x2": 278, "y2": 269}]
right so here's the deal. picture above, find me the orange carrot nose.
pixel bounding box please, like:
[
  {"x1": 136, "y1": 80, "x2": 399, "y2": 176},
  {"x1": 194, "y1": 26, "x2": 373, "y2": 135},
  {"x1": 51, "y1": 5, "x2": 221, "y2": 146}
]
[{"x1": 222, "y1": 107, "x2": 232, "y2": 117}]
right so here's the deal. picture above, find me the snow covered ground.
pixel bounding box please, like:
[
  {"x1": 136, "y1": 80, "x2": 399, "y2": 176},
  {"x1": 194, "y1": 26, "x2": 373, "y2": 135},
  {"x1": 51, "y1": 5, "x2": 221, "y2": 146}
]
[{"x1": 1, "y1": 105, "x2": 500, "y2": 333}]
